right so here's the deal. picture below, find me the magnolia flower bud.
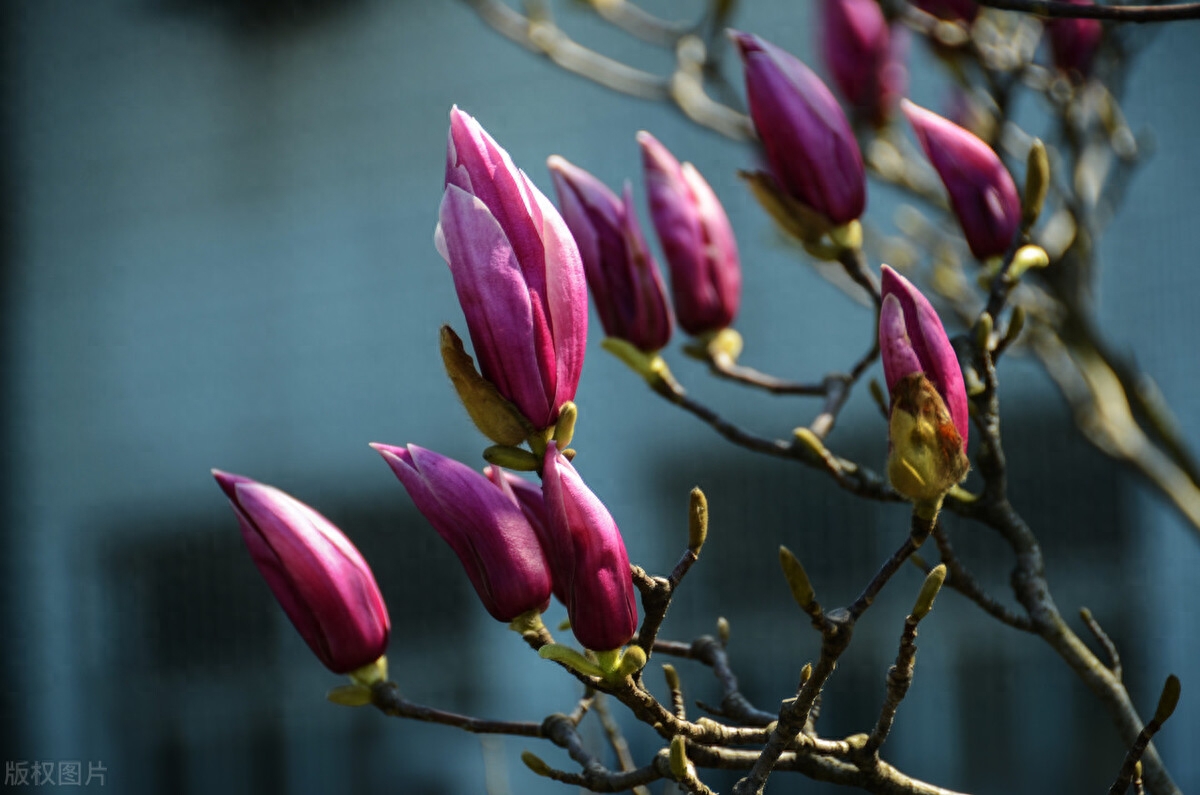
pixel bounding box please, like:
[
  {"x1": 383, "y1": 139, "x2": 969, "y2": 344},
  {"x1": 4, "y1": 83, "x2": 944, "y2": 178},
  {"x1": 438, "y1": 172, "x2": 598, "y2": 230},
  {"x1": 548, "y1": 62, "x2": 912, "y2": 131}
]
[
  {"x1": 548, "y1": 156, "x2": 674, "y2": 352},
  {"x1": 879, "y1": 266, "x2": 970, "y2": 502},
  {"x1": 485, "y1": 465, "x2": 569, "y2": 606},
  {"x1": 436, "y1": 107, "x2": 587, "y2": 431},
  {"x1": 819, "y1": 0, "x2": 909, "y2": 126},
  {"x1": 372, "y1": 443, "x2": 552, "y2": 622},
  {"x1": 902, "y1": 100, "x2": 1020, "y2": 260},
  {"x1": 213, "y1": 471, "x2": 390, "y2": 675},
  {"x1": 731, "y1": 30, "x2": 866, "y2": 225},
  {"x1": 1045, "y1": 0, "x2": 1103, "y2": 79},
  {"x1": 638, "y1": 131, "x2": 741, "y2": 336},
  {"x1": 541, "y1": 442, "x2": 638, "y2": 652},
  {"x1": 912, "y1": 0, "x2": 979, "y2": 22}
]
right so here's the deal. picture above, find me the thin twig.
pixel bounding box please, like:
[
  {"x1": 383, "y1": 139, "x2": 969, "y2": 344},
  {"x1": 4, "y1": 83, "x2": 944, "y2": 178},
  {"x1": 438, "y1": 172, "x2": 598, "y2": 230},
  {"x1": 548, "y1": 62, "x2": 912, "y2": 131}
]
[
  {"x1": 370, "y1": 682, "x2": 543, "y2": 736},
  {"x1": 1081, "y1": 607, "x2": 1123, "y2": 680},
  {"x1": 931, "y1": 523, "x2": 1035, "y2": 632},
  {"x1": 591, "y1": 694, "x2": 651, "y2": 795}
]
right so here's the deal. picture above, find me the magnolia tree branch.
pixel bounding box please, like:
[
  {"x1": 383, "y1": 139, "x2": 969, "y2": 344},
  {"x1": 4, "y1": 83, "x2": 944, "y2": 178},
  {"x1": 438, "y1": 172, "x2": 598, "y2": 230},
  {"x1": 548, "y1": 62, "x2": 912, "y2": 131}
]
[
  {"x1": 961, "y1": 322, "x2": 1181, "y2": 795},
  {"x1": 972, "y1": 0, "x2": 1200, "y2": 21}
]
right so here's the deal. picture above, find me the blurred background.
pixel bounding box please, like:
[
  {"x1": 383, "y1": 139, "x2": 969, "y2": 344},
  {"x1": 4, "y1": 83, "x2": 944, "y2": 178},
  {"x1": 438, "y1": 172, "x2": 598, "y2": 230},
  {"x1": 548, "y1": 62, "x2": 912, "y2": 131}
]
[{"x1": 3, "y1": 1, "x2": 1199, "y2": 793}]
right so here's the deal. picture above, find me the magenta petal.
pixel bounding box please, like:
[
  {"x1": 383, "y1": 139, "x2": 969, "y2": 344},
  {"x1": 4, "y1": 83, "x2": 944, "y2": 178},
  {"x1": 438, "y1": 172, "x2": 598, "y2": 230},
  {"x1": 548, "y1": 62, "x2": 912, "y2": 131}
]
[
  {"x1": 902, "y1": 100, "x2": 1020, "y2": 260},
  {"x1": 541, "y1": 443, "x2": 638, "y2": 651},
  {"x1": 880, "y1": 266, "x2": 969, "y2": 450},
  {"x1": 373, "y1": 443, "x2": 552, "y2": 622},
  {"x1": 438, "y1": 184, "x2": 552, "y2": 427},
  {"x1": 486, "y1": 466, "x2": 569, "y2": 605},
  {"x1": 440, "y1": 108, "x2": 588, "y2": 431},
  {"x1": 536, "y1": 185, "x2": 588, "y2": 417},
  {"x1": 880, "y1": 293, "x2": 923, "y2": 393},
  {"x1": 213, "y1": 471, "x2": 389, "y2": 675},
  {"x1": 549, "y1": 155, "x2": 674, "y2": 353},
  {"x1": 639, "y1": 131, "x2": 740, "y2": 336},
  {"x1": 819, "y1": 0, "x2": 890, "y2": 114},
  {"x1": 732, "y1": 31, "x2": 866, "y2": 224},
  {"x1": 681, "y1": 163, "x2": 741, "y2": 330}
]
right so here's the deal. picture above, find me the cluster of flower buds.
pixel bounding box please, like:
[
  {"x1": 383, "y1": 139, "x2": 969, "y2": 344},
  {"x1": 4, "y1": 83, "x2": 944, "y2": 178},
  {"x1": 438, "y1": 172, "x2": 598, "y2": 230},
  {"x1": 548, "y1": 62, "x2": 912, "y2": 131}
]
[
  {"x1": 213, "y1": 471, "x2": 391, "y2": 681},
  {"x1": 818, "y1": 0, "x2": 908, "y2": 126},
  {"x1": 878, "y1": 266, "x2": 970, "y2": 510},
  {"x1": 370, "y1": 437, "x2": 638, "y2": 656}
]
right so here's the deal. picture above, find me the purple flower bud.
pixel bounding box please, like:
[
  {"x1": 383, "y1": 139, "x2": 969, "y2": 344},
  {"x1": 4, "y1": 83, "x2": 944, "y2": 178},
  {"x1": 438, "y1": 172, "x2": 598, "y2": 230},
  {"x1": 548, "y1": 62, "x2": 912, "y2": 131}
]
[
  {"x1": 879, "y1": 267, "x2": 970, "y2": 501},
  {"x1": 485, "y1": 465, "x2": 569, "y2": 605},
  {"x1": 372, "y1": 443, "x2": 552, "y2": 622},
  {"x1": 819, "y1": 0, "x2": 909, "y2": 126},
  {"x1": 880, "y1": 266, "x2": 968, "y2": 451},
  {"x1": 902, "y1": 100, "x2": 1020, "y2": 260},
  {"x1": 731, "y1": 31, "x2": 866, "y2": 225},
  {"x1": 213, "y1": 470, "x2": 390, "y2": 675},
  {"x1": 547, "y1": 156, "x2": 674, "y2": 352},
  {"x1": 541, "y1": 442, "x2": 638, "y2": 652},
  {"x1": 437, "y1": 107, "x2": 588, "y2": 430},
  {"x1": 910, "y1": 0, "x2": 979, "y2": 22},
  {"x1": 1046, "y1": 1, "x2": 1102, "y2": 79},
  {"x1": 638, "y1": 132, "x2": 741, "y2": 337}
]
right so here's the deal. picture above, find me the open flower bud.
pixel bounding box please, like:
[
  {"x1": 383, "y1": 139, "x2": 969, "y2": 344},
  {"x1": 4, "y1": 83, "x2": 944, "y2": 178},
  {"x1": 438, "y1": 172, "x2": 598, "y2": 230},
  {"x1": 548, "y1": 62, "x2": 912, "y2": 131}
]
[
  {"x1": 902, "y1": 100, "x2": 1020, "y2": 260},
  {"x1": 731, "y1": 31, "x2": 866, "y2": 225},
  {"x1": 1045, "y1": 1, "x2": 1102, "y2": 79},
  {"x1": 548, "y1": 156, "x2": 674, "y2": 352},
  {"x1": 436, "y1": 107, "x2": 588, "y2": 431},
  {"x1": 880, "y1": 266, "x2": 970, "y2": 502},
  {"x1": 819, "y1": 0, "x2": 909, "y2": 126},
  {"x1": 541, "y1": 442, "x2": 638, "y2": 652},
  {"x1": 638, "y1": 131, "x2": 741, "y2": 336},
  {"x1": 213, "y1": 471, "x2": 390, "y2": 675},
  {"x1": 372, "y1": 443, "x2": 552, "y2": 622}
]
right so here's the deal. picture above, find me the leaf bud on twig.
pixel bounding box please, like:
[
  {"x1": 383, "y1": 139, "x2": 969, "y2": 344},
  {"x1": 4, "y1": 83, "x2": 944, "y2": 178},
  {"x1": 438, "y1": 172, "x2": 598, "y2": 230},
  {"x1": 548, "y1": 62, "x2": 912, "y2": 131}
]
[
  {"x1": 521, "y1": 751, "x2": 554, "y2": 778},
  {"x1": 669, "y1": 735, "x2": 690, "y2": 781},
  {"x1": 1023, "y1": 139, "x2": 1050, "y2": 228},
  {"x1": 779, "y1": 545, "x2": 817, "y2": 610},
  {"x1": 912, "y1": 563, "x2": 948, "y2": 620},
  {"x1": 1154, "y1": 674, "x2": 1181, "y2": 724},
  {"x1": 688, "y1": 487, "x2": 709, "y2": 555}
]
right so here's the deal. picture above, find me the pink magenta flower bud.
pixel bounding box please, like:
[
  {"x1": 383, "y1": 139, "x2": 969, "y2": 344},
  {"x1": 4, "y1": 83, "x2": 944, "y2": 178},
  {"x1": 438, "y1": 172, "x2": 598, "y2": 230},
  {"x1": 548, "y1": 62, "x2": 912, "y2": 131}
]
[
  {"x1": 880, "y1": 266, "x2": 968, "y2": 449},
  {"x1": 437, "y1": 107, "x2": 588, "y2": 431},
  {"x1": 1046, "y1": 1, "x2": 1102, "y2": 79},
  {"x1": 819, "y1": 0, "x2": 909, "y2": 125},
  {"x1": 911, "y1": 0, "x2": 979, "y2": 22},
  {"x1": 213, "y1": 470, "x2": 390, "y2": 675},
  {"x1": 638, "y1": 131, "x2": 741, "y2": 336},
  {"x1": 880, "y1": 267, "x2": 970, "y2": 501},
  {"x1": 540, "y1": 442, "x2": 638, "y2": 652},
  {"x1": 485, "y1": 465, "x2": 569, "y2": 606},
  {"x1": 902, "y1": 100, "x2": 1020, "y2": 260},
  {"x1": 731, "y1": 31, "x2": 866, "y2": 225},
  {"x1": 547, "y1": 156, "x2": 674, "y2": 352},
  {"x1": 372, "y1": 443, "x2": 552, "y2": 622}
]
